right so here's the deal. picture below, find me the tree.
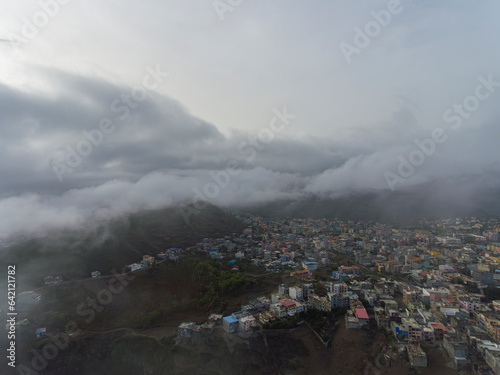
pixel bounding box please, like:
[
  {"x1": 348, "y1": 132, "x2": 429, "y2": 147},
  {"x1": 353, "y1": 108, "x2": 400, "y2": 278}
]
[
  {"x1": 360, "y1": 298, "x2": 370, "y2": 308},
  {"x1": 459, "y1": 267, "x2": 469, "y2": 276},
  {"x1": 450, "y1": 277, "x2": 464, "y2": 285},
  {"x1": 484, "y1": 287, "x2": 500, "y2": 300},
  {"x1": 313, "y1": 282, "x2": 328, "y2": 296}
]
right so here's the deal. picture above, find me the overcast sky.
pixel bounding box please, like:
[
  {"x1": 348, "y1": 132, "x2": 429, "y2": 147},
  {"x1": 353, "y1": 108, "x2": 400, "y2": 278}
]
[{"x1": 1, "y1": 0, "x2": 500, "y2": 237}]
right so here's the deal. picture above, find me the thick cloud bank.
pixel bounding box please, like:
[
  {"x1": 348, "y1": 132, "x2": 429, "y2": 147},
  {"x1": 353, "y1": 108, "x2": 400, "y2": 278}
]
[{"x1": 1, "y1": 70, "x2": 500, "y2": 238}]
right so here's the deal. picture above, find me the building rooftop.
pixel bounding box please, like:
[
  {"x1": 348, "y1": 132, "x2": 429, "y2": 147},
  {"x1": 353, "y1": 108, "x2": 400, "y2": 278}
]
[
  {"x1": 179, "y1": 322, "x2": 196, "y2": 329},
  {"x1": 430, "y1": 322, "x2": 447, "y2": 332},
  {"x1": 223, "y1": 316, "x2": 238, "y2": 324},
  {"x1": 240, "y1": 315, "x2": 255, "y2": 323},
  {"x1": 355, "y1": 308, "x2": 369, "y2": 320},
  {"x1": 280, "y1": 299, "x2": 296, "y2": 308}
]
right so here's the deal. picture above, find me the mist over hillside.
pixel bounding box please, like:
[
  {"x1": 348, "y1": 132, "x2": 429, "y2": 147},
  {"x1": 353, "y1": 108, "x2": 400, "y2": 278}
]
[
  {"x1": 246, "y1": 182, "x2": 500, "y2": 224},
  {"x1": 0, "y1": 205, "x2": 245, "y2": 289},
  {"x1": 0, "y1": 67, "x2": 499, "y2": 241}
]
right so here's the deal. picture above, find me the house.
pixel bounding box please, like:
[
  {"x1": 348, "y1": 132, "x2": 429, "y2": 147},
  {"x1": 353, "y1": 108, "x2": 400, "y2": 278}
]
[
  {"x1": 472, "y1": 269, "x2": 494, "y2": 286},
  {"x1": 308, "y1": 295, "x2": 331, "y2": 312},
  {"x1": 289, "y1": 286, "x2": 303, "y2": 300},
  {"x1": 239, "y1": 315, "x2": 256, "y2": 332},
  {"x1": 465, "y1": 326, "x2": 489, "y2": 346},
  {"x1": 483, "y1": 346, "x2": 500, "y2": 375},
  {"x1": 222, "y1": 316, "x2": 239, "y2": 334},
  {"x1": 208, "y1": 249, "x2": 220, "y2": 259},
  {"x1": 231, "y1": 310, "x2": 250, "y2": 321},
  {"x1": 91, "y1": 271, "x2": 101, "y2": 278},
  {"x1": 363, "y1": 291, "x2": 378, "y2": 306},
  {"x1": 429, "y1": 321, "x2": 447, "y2": 341},
  {"x1": 351, "y1": 266, "x2": 361, "y2": 275},
  {"x1": 402, "y1": 317, "x2": 422, "y2": 341},
  {"x1": 391, "y1": 320, "x2": 406, "y2": 339},
  {"x1": 178, "y1": 322, "x2": 196, "y2": 338},
  {"x1": 328, "y1": 292, "x2": 350, "y2": 309},
  {"x1": 291, "y1": 270, "x2": 314, "y2": 281},
  {"x1": 259, "y1": 312, "x2": 275, "y2": 325},
  {"x1": 201, "y1": 322, "x2": 215, "y2": 335},
  {"x1": 421, "y1": 327, "x2": 435, "y2": 342},
  {"x1": 443, "y1": 334, "x2": 470, "y2": 368},
  {"x1": 403, "y1": 290, "x2": 418, "y2": 308},
  {"x1": 278, "y1": 284, "x2": 289, "y2": 295},
  {"x1": 279, "y1": 299, "x2": 304, "y2": 316},
  {"x1": 458, "y1": 297, "x2": 480, "y2": 312},
  {"x1": 355, "y1": 308, "x2": 369, "y2": 326},
  {"x1": 345, "y1": 309, "x2": 368, "y2": 329},
  {"x1": 258, "y1": 296, "x2": 271, "y2": 309},
  {"x1": 208, "y1": 314, "x2": 223, "y2": 324},
  {"x1": 407, "y1": 344, "x2": 427, "y2": 367},
  {"x1": 374, "y1": 307, "x2": 390, "y2": 330},
  {"x1": 270, "y1": 303, "x2": 288, "y2": 318},
  {"x1": 242, "y1": 297, "x2": 270, "y2": 313},
  {"x1": 302, "y1": 261, "x2": 318, "y2": 271},
  {"x1": 332, "y1": 271, "x2": 345, "y2": 280},
  {"x1": 331, "y1": 282, "x2": 348, "y2": 294},
  {"x1": 301, "y1": 283, "x2": 314, "y2": 298}
]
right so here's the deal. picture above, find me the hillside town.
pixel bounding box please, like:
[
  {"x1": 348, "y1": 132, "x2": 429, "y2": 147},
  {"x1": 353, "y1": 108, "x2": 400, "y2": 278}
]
[
  {"x1": 175, "y1": 214, "x2": 500, "y2": 374},
  {"x1": 13, "y1": 213, "x2": 500, "y2": 373}
]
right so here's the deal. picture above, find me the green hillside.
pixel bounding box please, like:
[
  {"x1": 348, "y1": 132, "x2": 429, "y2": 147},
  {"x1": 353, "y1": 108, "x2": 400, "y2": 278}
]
[{"x1": 0, "y1": 204, "x2": 246, "y2": 289}]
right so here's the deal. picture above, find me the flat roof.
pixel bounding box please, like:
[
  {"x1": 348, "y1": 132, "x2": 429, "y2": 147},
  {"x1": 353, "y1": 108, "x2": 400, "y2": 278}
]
[
  {"x1": 223, "y1": 316, "x2": 238, "y2": 323},
  {"x1": 430, "y1": 322, "x2": 447, "y2": 331},
  {"x1": 355, "y1": 308, "x2": 369, "y2": 320},
  {"x1": 280, "y1": 299, "x2": 296, "y2": 308}
]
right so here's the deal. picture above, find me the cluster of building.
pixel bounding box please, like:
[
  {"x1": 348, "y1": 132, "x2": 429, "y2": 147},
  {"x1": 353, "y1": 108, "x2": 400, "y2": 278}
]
[
  {"x1": 177, "y1": 311, "x2": 257, "y2": 339},
  {"x1": 28, "y1": 214, "x2": 500, "y2": 373},
  {"x1": 177, "y1": 314, "x2": 222, "y2": 339},
  {"x1": 10, "y1": 210, "x2": 500, "y2": 375},
  {"x1": 125, "y1": 248, "x2": 185, "y2": 272},
  {"x1": 196, "y1": 217, "x2": 337, "y2": 273},
  {"x1": 190, "y1": 214, "x2": 500, "y2": 372},
  {"x1": 253, "y1": 280, "x2": 370, "y2": 330}
]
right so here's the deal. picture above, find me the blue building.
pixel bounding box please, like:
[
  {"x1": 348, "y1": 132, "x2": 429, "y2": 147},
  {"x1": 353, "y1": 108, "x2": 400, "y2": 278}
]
[{"x1": 222, "y1": 315, "x2": 239, "y2": 334}]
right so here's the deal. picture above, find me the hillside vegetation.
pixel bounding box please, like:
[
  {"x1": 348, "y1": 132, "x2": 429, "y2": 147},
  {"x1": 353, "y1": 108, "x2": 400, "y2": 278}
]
[{"x1": 0, "y1": 204, "x2": 246, "y2": 288}]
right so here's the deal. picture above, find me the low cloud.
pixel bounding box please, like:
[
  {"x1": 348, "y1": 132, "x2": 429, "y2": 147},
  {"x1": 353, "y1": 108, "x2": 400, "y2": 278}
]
[{"x1": 1, "y1": 68, "x2": 500, "y2": 239}]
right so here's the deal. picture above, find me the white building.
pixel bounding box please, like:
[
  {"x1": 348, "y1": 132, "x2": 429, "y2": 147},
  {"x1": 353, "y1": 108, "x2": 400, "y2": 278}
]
[
  {"x1": 332, "y1": 282, "x2": 348, "y2": 294},
  {"x1": 289, "y1": 286, "x2": 303, "y2": 300},
  {"x1": 239, "y1": 315, "x2": 256, "y2": 332}
]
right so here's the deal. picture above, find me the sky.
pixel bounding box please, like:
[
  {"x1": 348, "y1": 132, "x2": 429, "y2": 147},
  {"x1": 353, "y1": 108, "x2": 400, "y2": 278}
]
[{"x1": 1, "y1": 0, "x2": 500, "y2": 237}]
